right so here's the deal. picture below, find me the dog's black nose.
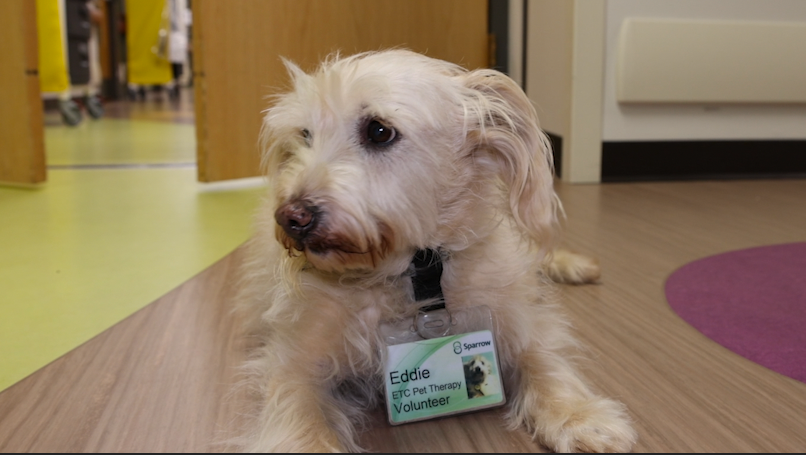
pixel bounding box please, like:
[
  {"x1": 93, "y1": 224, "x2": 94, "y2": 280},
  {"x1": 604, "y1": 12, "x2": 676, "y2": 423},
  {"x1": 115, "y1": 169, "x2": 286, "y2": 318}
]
[{"x1": 275, "y1": 202, "x2": 317, "y2": 241}]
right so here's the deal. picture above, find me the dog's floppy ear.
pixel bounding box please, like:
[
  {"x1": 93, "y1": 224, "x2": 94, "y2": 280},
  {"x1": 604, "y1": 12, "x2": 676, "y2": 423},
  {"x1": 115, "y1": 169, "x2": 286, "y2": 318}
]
[{"x1": 460, "y1": 69, "x2": 559, "y2": 249}]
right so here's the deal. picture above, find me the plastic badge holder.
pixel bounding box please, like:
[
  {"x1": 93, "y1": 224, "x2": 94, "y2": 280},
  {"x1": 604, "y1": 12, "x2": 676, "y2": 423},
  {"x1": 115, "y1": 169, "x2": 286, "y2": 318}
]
[{"x1": 380, "y1": 305, "x2": 506, "y2": 425}]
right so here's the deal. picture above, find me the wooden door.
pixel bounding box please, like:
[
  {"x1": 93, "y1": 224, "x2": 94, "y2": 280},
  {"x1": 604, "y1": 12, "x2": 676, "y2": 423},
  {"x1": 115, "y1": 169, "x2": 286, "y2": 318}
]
[
  {"x1": 0, "y1": 0, "x2": 46, "y2": 185},
  {"x1": 193, "y1": 0, "x2": 489, "y2": 182}
]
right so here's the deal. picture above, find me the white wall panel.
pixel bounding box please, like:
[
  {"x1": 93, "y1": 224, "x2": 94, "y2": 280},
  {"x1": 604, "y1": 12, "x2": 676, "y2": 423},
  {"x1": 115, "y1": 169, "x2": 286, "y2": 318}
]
[
  {"x1": 603, "y1": 0, "x2": 806, "y2": 141},
  {"x1": 617, "y1": 19, "x2": 806, "y2": 104}
]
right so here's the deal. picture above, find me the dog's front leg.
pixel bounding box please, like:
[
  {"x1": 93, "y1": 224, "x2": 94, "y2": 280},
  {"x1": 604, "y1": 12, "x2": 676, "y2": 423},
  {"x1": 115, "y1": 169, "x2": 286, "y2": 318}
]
[
  {"x1": 248, "y1": 368, "x2": 348, "y2": 453},
  {"x1": 444, "y1": 236, "x2": 636, "y2": 452},
  {"x1": 498, "y1": 305, "x2": 638, "y2": 453},
  {"x1": 246, "y1": 308, "x2": 367, "y2": 454}
]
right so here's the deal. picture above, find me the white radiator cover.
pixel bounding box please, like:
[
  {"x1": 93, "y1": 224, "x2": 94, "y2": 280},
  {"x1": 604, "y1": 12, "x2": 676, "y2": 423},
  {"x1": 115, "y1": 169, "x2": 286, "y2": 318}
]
[{"x1": 616, "y1": 18, "x2": 806, "y2": 104}]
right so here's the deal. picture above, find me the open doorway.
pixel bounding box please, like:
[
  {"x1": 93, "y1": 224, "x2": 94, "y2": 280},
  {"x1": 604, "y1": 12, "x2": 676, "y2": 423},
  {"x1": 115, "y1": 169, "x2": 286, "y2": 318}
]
[{"x1": 41, "y1": 0, "x2": 196, "y2": 171}]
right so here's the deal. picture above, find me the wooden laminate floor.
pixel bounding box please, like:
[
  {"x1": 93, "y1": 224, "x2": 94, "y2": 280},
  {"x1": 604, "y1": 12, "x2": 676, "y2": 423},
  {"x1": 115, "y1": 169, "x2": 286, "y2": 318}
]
[{"x1": 1, "y1": 179, "x2": 805, "y2": 452}]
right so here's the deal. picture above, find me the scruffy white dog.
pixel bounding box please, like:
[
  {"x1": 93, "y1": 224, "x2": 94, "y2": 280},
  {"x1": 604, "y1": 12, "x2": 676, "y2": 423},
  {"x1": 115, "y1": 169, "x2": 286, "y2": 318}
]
[
  {"x1": 240, "y1": 50, "x2": 636, "y2": 452},
  {"x1": 463, "y1": 354, "x2": 494, "y2": 399}
]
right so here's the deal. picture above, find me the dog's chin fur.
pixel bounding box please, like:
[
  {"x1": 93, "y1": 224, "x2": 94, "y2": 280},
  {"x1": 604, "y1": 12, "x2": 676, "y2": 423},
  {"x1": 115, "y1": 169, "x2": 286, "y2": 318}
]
[
  {"x1": 275, "y1": 218, "x2": 397, "y2": 275},
  {"x1": 238, "y1": 50, "x2": 636, "y2": 453}
]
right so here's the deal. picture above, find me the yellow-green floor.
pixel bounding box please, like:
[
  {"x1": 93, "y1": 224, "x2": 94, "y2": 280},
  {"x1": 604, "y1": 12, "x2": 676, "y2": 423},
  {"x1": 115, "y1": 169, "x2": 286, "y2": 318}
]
[
  {"x1": 0, "y1": 119, "x2": 264, "y2": 391},
  {"x1": 46, "y1": 118, "x2": 197, "y2": 166}
]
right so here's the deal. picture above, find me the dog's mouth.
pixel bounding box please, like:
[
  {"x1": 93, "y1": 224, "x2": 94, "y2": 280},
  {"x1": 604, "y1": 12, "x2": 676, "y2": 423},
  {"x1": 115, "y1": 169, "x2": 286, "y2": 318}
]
[
  {"x1": 298, "y1": 231, "x2": 367, "y2": 257},
  {"x1": 275, "y1": 214, "x2": 370, "y2": 256},
  {"x1": 293, "y1": 233, "x2": 387, "y2": 272},
  {"x1": 274, "y1": 207, "x2": 395, "y2": 272}
]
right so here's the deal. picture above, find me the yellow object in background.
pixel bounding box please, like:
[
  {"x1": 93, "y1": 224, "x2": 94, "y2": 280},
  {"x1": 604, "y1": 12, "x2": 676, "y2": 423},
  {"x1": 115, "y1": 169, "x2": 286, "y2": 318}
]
[
  {"x1": 36, "y1": 0, "x2": 69, "y2": 93},
  {"x1": 127, "y1": 0, "x2": 172, "y2": 85}
]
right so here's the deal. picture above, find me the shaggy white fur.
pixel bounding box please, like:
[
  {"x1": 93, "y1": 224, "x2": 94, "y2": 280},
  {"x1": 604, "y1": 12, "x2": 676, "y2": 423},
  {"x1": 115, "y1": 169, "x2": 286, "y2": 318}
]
[{"x1": 238, "y1": 50, "x2": 636, "y2": 452}]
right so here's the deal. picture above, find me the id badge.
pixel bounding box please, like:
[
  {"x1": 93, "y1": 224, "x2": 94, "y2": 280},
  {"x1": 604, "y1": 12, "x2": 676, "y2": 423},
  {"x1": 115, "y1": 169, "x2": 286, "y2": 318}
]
[{"x1": 380, "y1": 305, "x2": 506, "y2": 425}]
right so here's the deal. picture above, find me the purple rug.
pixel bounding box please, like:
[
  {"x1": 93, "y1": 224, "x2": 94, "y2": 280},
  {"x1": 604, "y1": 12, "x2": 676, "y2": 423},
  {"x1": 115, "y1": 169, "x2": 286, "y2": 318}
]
[{"x1": 665, "y1": 243, "x2": 806, "y2": 383}]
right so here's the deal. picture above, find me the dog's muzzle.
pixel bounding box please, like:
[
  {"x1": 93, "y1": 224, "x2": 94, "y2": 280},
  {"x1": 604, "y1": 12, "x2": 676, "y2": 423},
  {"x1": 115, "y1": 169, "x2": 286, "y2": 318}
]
[{"x1": 275, "y1": 201, "x2": 318, "y2": 243}]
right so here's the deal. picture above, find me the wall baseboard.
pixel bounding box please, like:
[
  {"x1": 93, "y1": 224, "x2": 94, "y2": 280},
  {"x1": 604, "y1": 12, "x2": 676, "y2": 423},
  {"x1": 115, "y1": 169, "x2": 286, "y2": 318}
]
[{"x1": 601, "y1": 140, "x2": 806, "y2": 182}]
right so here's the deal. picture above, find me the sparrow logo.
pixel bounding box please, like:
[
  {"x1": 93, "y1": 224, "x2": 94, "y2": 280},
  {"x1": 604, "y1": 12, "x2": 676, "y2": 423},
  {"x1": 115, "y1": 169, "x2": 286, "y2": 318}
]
[{"x1": 453, "y1": 341, "x2": 462, "y2": 354}]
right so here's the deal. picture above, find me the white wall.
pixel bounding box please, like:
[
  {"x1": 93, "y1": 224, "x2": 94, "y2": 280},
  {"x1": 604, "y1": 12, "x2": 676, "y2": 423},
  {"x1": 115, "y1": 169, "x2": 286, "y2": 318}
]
[{"x1": 603, "y1": 0, "x2": 806, "y2": 141}]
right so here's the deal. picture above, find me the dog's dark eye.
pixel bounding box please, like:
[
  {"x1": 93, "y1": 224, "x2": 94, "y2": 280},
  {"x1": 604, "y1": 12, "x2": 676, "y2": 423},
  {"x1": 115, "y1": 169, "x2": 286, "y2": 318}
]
[
  {"x1": 366, "y1": 120, "x2": 396, "y2": 145},
  {"x1": 301, "y1": 129, "x2": 312, "y2": 146}
]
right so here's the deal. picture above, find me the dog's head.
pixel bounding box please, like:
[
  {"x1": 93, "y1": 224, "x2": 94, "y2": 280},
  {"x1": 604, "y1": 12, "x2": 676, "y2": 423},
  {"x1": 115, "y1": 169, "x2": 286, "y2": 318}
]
[
  {"x1": 262, "y1": 50, "x2": 557, "y2": 275},
  {"x1": 464, "y1": 355, "x2": 492, "y2": 383}
]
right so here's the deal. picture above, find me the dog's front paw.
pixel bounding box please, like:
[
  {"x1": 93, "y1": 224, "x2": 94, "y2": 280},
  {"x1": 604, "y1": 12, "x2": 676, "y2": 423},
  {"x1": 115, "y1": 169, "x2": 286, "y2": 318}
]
[{"x1": 539, "y1": 396, "x2": 637, "y2": 453}]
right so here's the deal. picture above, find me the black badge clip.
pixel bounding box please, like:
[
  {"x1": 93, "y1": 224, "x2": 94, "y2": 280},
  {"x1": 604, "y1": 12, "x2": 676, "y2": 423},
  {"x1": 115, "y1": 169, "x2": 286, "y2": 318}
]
[{"x1": 411, "y1": 249, "x2": 452, "y2": 338}]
